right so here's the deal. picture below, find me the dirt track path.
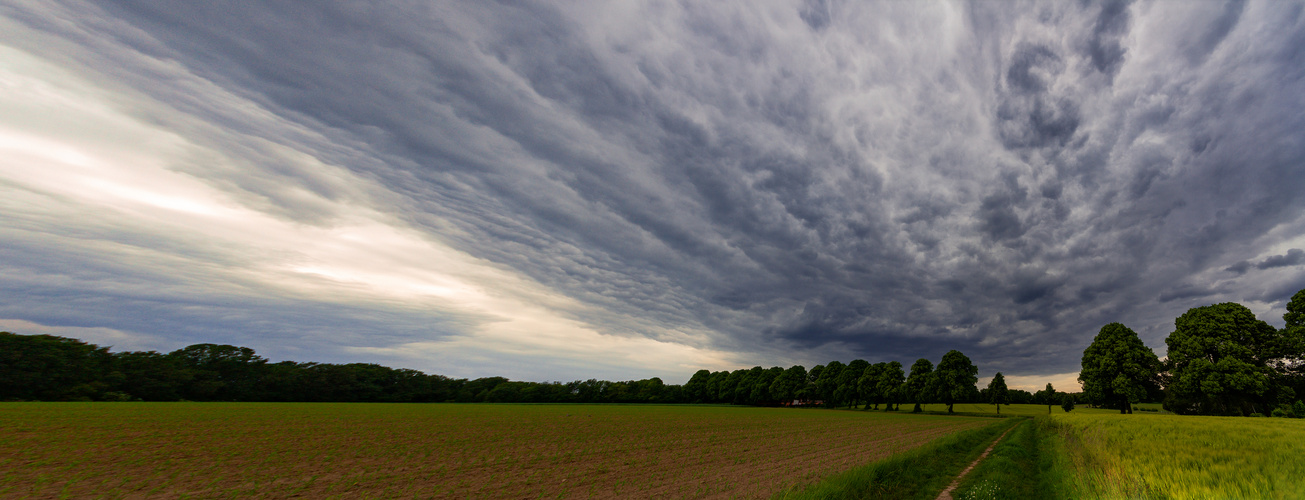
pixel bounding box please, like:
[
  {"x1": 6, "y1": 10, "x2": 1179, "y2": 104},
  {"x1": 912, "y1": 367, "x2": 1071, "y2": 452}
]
[{"x1": 934, "y1": 422, "x2": 1018, "y2": 500}]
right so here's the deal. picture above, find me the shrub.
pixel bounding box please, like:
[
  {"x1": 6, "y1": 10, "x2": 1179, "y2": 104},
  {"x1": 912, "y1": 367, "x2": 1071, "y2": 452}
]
[
  {"x1": 1294, "y1": 400, "x2": 1305, "y2": 419},
  {"x1": 1272, "y1": 408, "x2": 1288, "y2": 418},
  {"x1": 1249, "y1": 413, "x2": 1264, "y2": 418}
]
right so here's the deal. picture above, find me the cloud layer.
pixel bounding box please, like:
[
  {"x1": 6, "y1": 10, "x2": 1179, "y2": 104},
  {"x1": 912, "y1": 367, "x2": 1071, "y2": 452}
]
[{"x1": 2, "y1": 0, "x2": 1303, "y2": 383}]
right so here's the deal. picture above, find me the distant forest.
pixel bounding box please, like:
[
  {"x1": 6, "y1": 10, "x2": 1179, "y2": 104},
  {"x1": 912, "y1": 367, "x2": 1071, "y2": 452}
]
[
  {"x1": 3, "y1": 288, "x2": 1301, "y2": 416},
  {"x1": 2, "y1": 331, "x2": 1039, "y2": 408}
]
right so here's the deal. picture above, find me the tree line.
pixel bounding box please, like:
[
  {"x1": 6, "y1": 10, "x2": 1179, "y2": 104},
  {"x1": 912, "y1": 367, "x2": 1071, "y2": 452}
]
[
  {"x1": 3, "y1": 333, "x2": 1049, "y2": 412},
  {"x1": 1079, "y1": 288, "x2": 1305, "y2": 416},
  {"x1": 6, "y1": 287, "x2": 1299, "y2": 415},
  {"x1": 0, "y1": 335, "x2": 683, "y2": 403},
  {"x1": 4, "y1": 332, "x2": 1065, "y2": 410},
  {"x1": 683, "y1": 350, "x2": 1084, "y2": 413}
]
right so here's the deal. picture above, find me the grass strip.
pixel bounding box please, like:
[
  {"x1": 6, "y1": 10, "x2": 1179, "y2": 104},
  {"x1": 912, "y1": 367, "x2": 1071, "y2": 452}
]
[
  {"x1": 773, "y1": 417, "x2": 1020, "y2": 500},
  {"x1": 948, "y1": 417, "x2": 1074, "y2": 500}
]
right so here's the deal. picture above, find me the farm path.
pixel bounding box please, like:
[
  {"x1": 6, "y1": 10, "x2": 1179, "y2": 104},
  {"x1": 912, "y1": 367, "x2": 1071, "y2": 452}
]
[{"x1": 933, "y1": 422, "x2": 1018, "y2": 500}]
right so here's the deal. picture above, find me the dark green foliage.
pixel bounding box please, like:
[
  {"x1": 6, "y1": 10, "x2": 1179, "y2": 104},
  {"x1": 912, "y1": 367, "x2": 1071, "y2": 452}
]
[
  {"x1": 1285, "y1": 289, "x2": 1305, "y2": 330},
  {"x1": 1295, "y1": 400, "x2": 1305, "y2": 418},
  {"x1": 836, "y1": 359, "x2": 869, "y2": 408},
  {"x1": 683, "y1": 369, "x2": 711, "y2": 403},
  {"x1": 0, "y1": 332, "x2": 684, "y2": 403},
  {"x1": 816, "y1": 361, "x2": 845, "y2": 407},
  {"x1": 1164, "y1": 303, "x2": 1287, "y2": 416},
  {"x1": 1079, "y1": 323, "x2": 1161, "y2": 414},
  {"x1": 1038, "y1": 383, "x2": 1056, "y2": 414},
  {"x1": 769, "y1": 365, "x2": 807, "y2": 403},
  {"x1": 905, "y1": 358, "x2": 934, "y2": 413},
  {"x1": 935, "y1": 350, "x2": 978, "y2": 413},
  {"x1": 1061, "y1": 395, "x2": 1075, "y2": 412},
  {"x1": 858, "y1": 363, "x2": 886, "y2": 409},
  {"x1": 988, "y1": 372, "x2": 1008, "y2": 414},
  {"x1": 0, "y1": 332, "x2": 112, "y2": 401},
  {"x1": 876, "y1": 361, "x2": 905, "y2": 411}
]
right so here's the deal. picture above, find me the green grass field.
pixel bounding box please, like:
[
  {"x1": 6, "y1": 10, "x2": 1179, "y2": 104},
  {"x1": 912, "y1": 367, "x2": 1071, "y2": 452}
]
[{"x1": 0, "y1": 403, "x2": 992, "y2": 498}]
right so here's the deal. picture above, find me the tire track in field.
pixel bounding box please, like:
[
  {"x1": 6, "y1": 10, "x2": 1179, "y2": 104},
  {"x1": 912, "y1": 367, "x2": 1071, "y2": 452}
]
[{"x1": 934, "y1": 422, "x2": 1018, "y2": 500}]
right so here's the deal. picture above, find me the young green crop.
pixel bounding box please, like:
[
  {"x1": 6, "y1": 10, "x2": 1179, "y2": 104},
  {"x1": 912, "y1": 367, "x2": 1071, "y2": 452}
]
[{"x1": 1050, "y1": 412, "x2": 1305, "y2": 499}]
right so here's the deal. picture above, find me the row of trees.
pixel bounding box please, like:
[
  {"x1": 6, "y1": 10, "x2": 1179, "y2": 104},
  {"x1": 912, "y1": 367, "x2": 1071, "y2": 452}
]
[
  {"x1": 1079, "y1": 288, "x2": 1305, "y2": 416},
  {"x1": 5, "y1": 332, "x2": 1027, "y2": 412},
  {"x1": 0, "y1": 333, "x2": 682, "y2": 403},
  {"x1": 683, "y1": 350, "x2": 994, "y2": 413}
]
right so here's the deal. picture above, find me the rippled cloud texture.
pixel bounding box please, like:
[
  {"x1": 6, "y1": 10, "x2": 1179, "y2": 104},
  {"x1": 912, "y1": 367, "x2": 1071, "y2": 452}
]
[{"x1": 2, "y1": 1, "x2": 1303, "y2": 386}]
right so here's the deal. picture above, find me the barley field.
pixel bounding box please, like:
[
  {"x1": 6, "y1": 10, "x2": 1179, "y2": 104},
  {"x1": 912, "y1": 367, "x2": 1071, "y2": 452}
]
[
  {"x1": 1050, "y1": 412, "x2": 1305, "y2": 500},
  {"x1": 0, "y1": 403, "x2": 994, "y2": 499}
]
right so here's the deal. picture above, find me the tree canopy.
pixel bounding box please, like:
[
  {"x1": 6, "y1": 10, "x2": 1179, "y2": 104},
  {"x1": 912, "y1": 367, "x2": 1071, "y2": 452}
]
[
  {"x1": 934, "y1": 350, "x2": 978, "y2": 413},
  {"x1": 1079, "y1": 322, "x2": 1161, "y2": 414},
  {"x1": 987, "y1": 372, "x2": 1008, "y2": 414},
  {"x1": 905, "y1": 358, "x2": 935, "y2": 413},
  {"x1": 1164, "y1": 303, "x2": 1287, "y2": 416}
]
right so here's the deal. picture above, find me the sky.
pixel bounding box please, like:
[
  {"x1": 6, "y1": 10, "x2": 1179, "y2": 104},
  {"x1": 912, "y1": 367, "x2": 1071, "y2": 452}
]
[{"x1": 2, "y1": 0, "x2": 1303, "y2": 390}]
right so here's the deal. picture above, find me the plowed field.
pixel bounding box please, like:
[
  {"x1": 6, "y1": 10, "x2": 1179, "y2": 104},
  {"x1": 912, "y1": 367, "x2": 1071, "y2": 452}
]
[{"x1": 0, "y1": 403, "x2": 995, "y2": 498}]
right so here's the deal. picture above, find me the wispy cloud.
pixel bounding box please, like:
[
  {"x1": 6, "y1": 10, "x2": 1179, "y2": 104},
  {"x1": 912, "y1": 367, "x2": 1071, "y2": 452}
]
[{"x1": 2, "y1": 0, "x2": 1303, "y2": 382}]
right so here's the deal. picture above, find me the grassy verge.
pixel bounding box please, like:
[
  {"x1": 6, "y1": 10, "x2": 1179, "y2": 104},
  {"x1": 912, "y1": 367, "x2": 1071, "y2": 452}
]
[
  {"x1": 773, "y1": 417, "x2": 1019, "y2": 500},
  {"x1": 949, "y1": 418, "x2": 1074, "y2": 500}
]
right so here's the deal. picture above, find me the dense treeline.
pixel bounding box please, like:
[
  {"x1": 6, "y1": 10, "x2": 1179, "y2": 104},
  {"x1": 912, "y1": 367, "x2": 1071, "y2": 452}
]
[
  {"x1": 10, "y1": 286, "x2": 1299, "y2": 414},
  {"x1": 0, "y1": 334, "x2": 683, "y2": 403},
  {"x1": 1080, "y1": 287, "x2": 1305, "y2": 417},
  {"x1": 3, "y1": 333, "x2": 1033, "y2": 410},
  {"x1": 681, "y1": 349, "x2": 1056, "y2": 413}
]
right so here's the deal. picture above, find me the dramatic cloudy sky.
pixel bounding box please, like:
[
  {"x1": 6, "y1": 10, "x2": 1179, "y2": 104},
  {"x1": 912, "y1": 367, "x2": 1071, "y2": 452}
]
[{"x1": 2, "y1": 0, "x2": 1303, "y2": 388}]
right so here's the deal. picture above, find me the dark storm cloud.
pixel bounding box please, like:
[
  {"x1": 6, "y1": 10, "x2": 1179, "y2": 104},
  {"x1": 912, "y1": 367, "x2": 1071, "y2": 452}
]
[
  {"x1": 4, "y1": 0, "x2": 1305, "y2": 380},
  {"x1": 1258, "y1": 249, "x2": 1305, "y2": 270}
]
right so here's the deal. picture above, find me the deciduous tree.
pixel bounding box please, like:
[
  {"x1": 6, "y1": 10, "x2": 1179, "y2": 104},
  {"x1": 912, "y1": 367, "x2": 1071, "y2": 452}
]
[
  {"x1": 905, "y1": 358, "x2": 934, "y2": 413},
  {"x1": 1165, "y1": 303, "x2": 1282, "y2": 415},
  {"x1": 1080, "y1": 323, "x2": 1160, "y2": 414},
  {"x1": 876, "y1": 361, "x2": 905, "y2": 411},
  {"x1": 858, "y1": 363, "x2": 885, "y2": 409},
  {"x1": 987, "y1": 372, "x2": 1008, "y2": 414},
  {"x1": 934, "y1": 350, "x2": 978, "y2": 414}
]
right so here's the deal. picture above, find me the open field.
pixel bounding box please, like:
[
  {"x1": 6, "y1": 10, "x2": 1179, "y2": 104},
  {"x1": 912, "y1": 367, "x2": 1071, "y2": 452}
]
[
  {"x1": 0, "y1": 403, "x2": 996, "y2": 499},
  {"x1": 1049, "y1": 412, "x2": 1305, "y2": 499}
]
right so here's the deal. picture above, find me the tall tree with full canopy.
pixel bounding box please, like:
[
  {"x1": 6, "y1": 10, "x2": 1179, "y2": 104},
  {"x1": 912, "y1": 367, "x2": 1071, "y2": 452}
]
[
  {"x1": 1280, "y1": 289, "x2": 1305, "y2": 401},
  {"x1": 749, "y1": 367, "x2": 783, "y2": 405},
  {"x1": 1165, "y1": 303, "x2": 1284, "y2": 416},
  {"x1": 934, "y1": 350, "x2": 978, "y2": 414},
  {"x1": 1079, "y1": 323, "x2": 1161, "y2": 414},
  {"x1": 876, "y1": 361, "x2": 905, "y2": 411},
  {"x1": 815, "y1": 361, "x2": 845, "y2": 407},
  {"x1": 837, "y1": 359, "x2": 870, "y2": 408},
  {"x1": 684, "y1": 369, "x2": 711, "y2": 403},
  {"x1": 769, "y1": 365, "x2": 806, "y2": 403},
  {"x1": 905, "y1": 358, "x2": 934, "y2": 413},
  {"x1": 858, "y1": 363, "x2": 886, "y2": 409},
  {"x1": 987, "y1": 372, "x2": 1008, "y2": 414}
]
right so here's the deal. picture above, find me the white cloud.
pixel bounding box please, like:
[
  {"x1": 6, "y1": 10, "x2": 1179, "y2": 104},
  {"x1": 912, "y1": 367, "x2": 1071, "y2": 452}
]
[{"x1": 0, "y1": 39, "x2": 736, "y2": 382}]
